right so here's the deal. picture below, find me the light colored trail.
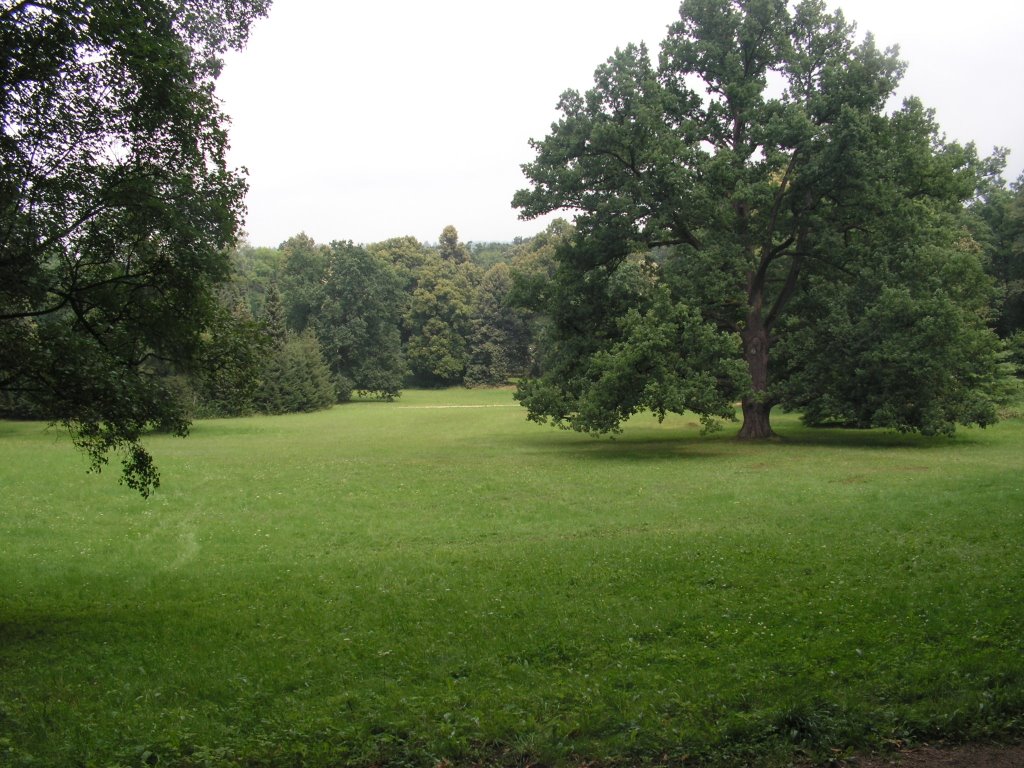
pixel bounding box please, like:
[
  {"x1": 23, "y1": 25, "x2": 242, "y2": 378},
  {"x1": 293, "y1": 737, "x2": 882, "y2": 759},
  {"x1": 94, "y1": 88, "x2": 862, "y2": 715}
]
[{"x1": 397, "y1": 404, "x2": 520, "y2": 409}]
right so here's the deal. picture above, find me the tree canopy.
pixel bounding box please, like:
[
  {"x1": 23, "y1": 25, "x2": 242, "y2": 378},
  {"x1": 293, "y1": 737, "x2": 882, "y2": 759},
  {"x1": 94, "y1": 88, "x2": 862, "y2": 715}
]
[
  {"x1": 316, "y1": 241, "x2": 406, "y2": 400},
  {"x1": 0, "y1": 0, "x2": 270, "y2": 493},
  {"x1": 513, "y1": 0, "x2": 1004, "y2": 439}
]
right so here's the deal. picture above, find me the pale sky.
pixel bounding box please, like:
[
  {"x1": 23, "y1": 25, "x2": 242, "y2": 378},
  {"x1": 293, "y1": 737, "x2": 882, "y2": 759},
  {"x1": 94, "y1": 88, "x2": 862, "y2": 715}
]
[{"x1": 217, "y1": 1, "x2": 1024, "y2": 248}]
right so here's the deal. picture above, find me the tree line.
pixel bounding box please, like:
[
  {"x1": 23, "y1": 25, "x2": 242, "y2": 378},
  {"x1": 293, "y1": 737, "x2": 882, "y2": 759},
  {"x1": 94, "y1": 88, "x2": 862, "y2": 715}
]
[{"x1": 170, "y1": 222, "x2": 573, "y2": 417}]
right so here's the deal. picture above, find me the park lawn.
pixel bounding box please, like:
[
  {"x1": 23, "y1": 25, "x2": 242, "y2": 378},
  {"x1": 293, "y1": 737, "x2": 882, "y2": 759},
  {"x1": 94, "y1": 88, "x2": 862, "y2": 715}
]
[{"x1": 0, "y1": 388, "x2": 1022, "y2": 767}]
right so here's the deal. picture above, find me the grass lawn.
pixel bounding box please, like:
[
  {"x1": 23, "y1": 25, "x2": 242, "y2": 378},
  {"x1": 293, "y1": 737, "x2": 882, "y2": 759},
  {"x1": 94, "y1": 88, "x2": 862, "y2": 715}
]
[{"x1": 1, "y1": 388, "x2": 1022, "y2": 767}]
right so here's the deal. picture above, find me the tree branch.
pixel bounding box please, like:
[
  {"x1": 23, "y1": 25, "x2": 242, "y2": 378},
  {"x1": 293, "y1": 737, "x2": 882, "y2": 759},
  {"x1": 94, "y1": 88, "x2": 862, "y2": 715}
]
[
  {"x1": 765, "y1": 253, "x2": 802, "y2": 331},
  {"x1": 0, "y1": 295, "x2": 70, "y2": 320},
  {"x1": 749, "y1": 233, "x2": 796, "y2": 304},
  {"x1": 768, "y1": 150, "x2": 800, "y2": 235}
]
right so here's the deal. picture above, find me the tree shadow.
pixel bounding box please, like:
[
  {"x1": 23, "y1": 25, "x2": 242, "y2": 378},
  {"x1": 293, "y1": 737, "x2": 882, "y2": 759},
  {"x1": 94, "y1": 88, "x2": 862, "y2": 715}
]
[
  {"x1": 0, "y1": 603, "x2": 165, "y2": 651},
  {"x1": 512, "y1": 418, "x2": 984, "y2": 462},
  {"x1": 513, "y1": 426, "x2": 729, "y2": 462},
  {"x1": 768, "y1": 424, "x2": 986, "y2": 451}
]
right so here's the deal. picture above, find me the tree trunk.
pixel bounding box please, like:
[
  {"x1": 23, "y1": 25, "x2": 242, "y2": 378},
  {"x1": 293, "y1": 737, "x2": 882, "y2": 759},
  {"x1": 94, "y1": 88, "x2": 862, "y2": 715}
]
[
  {"x1": 738, "y1": 397, "x2": 775, "y2": 439},
  {"x1": 738, "y1": 320, "x2": 776, "y2": 439}
]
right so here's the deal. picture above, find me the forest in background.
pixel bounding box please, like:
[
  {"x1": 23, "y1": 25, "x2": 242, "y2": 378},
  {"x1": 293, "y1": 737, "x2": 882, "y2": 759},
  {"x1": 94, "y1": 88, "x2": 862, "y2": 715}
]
[
  {"x1": 6, "y1": 168, "x2": 1022, "y2": 425},
  {"x1": 157, "y1": 221, "x2": 567, "y2": 417},
  {"x1": 195, "y1": 170, "x2": 1024, "y2": 420}
]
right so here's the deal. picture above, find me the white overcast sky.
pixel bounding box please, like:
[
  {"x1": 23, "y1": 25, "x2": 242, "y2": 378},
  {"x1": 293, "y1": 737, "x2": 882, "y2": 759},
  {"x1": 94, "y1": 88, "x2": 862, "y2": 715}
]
[{"x1": 216, "y1": 0, "x2": 1024, "y2": 248}]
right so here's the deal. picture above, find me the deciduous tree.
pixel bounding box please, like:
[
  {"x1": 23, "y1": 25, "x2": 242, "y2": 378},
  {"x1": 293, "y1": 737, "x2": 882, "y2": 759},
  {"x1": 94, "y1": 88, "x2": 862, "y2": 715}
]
[
  {"x1": 278, "y1": 232, "x2": 327, "y2": 333},
  {"x1": 465, "y1": 262, "x2": 532, "y2": 386},
  {"x1": 969, "y1": 164, "x2": 1024, "y2": 339},
  {"x1": 403, "y1": 228, "x2": 482, "y2": 386},
  {"x1": 0, "y1": 0, "x2": 270, "y2": 493},
  {"x1": 438, "y1": 224, "x2": 470, "y2": 264},
  {"x1": 513, "y1": 0, "x2": 1003, "y2": 438},
  {"x1": 315, "y1": 241, "x2": 405, "y2": 400}
]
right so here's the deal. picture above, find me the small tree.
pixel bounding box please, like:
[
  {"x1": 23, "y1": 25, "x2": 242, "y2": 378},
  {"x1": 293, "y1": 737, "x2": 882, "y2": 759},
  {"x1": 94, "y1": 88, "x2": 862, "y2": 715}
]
[
  {"x1": 255, "y1": 291, "x2": 335, "y2": 415},
  {"x1": 191, "y1": 297, "x2": 267, "y2": 417}
]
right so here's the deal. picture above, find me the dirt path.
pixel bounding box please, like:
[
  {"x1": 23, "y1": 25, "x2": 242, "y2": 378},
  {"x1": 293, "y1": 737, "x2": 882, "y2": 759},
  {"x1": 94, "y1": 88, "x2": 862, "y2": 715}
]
[{"x1": 396, "y1": 404, "x2": 520, "y2": 409}]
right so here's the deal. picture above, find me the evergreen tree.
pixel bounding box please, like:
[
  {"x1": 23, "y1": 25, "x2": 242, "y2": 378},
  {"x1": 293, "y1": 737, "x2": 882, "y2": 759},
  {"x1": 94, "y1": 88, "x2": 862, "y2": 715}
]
[
  {"x1": 262, "y1": 283, "x2": 289, "y2": 349},
  {"x1": 255, "y1": 294, "x2": 335, "y2": 415},
  {"x1": 190, "y1": 297, "x2": 266, "y2": 417}
]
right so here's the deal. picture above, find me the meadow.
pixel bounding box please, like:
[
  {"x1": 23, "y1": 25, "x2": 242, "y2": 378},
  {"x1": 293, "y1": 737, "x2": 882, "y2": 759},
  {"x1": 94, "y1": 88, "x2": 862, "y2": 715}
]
[{"x1": 0, "y1": 388, "x2": 1022, "y2": 767}]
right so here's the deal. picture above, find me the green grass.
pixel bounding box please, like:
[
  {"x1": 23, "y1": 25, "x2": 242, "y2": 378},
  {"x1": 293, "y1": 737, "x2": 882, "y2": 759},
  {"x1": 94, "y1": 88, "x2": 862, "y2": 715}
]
[{"x1": 1, "y1": 389, "x2": 1022, "y2": 767}]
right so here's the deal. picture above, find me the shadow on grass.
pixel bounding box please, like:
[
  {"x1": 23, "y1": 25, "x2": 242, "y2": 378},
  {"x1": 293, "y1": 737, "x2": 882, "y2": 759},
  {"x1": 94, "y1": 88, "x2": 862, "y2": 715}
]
[
  {"x1": 513, "y1": 418, "x2": 983, "y2": 462},
  {"x1": 512, "y1": 424, "x2": 731, "y2": 462},
  {"x1": 771, "y1": 424, "x2": 985, "y2": 450},
  {"x1": 0, "y1": 606, "x2": 162, "y2": 651}
]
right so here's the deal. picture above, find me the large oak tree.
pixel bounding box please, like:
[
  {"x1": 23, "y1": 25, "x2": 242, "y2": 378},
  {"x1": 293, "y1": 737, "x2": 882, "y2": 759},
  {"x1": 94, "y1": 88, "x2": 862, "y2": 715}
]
[
  {"x1": 513, "y1": 0, "x2": 1003, "y2": 438},
  {"x1": 0, "y1": 0, "x2": 269, "y2": 493}
]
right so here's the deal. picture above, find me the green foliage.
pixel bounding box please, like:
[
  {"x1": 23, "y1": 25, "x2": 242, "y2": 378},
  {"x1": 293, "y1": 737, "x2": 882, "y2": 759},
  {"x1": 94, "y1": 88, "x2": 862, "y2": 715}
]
[
  {"x1": 513, "y1": 0, "x2": 1005, "y2": 440},
  {"x1": 437, "y1": 223, "x2": 470, "y2": 263},
  {"x1": 231, "y1": 235, "x2": 405, "y2": 407},
  {"x1": 504, "y1": 219, "x2": 575, "y2": 377},
  {"x1": 260, "y1": 282, "x2": 289, "y2": 349},
  {"x1": 1, "y1": 390, "x2": 1023, "y2": 766},
  {"x1": 367, "y1": 235, "x2": 433, "y2": 292},
  {"x1": 0, "y1": 0, "x2": 270, "y2": 494},
  {"x1": 316, "y1": 242, "x2": 405, "y2": 399},
  {"x1": 255, "y1": 328, "x2": 335, "y2": 414},
  {"x1": 404, "y1": 228, "x2": 482, "y2": 386},
  {"x1": 229, "y1": 243, "x2": 284, "y2": 316},
  {"x1": 190, "y1": 297, "x2": 267, "y2": 418},
  {"x1": 1007, "y1": 331, "x2": 1024, "y2": 377},
  {"x1": 278, "y1": 232, "x2": 328, "y2": 332},
  {"x1": 468, "y1": 240, "x2": 517, "y2": 270},
  {"x1": 774, "y1": 215, "x2": 1002, "y2": 434},
  {"x1": 465, "y1": 262, "x2": 532, "y2": 386},
  {"x1": 220, "y1": 226, "x2": 568, "y2": 395},
  {"x1": 252, "y1": 287, "x2": 335, "y2": 415},
  {"x1": 969, "y1": 166, "x2": 1024, "y2": 337},
  {"x1": 516, "y1": 254, "x2": 746, "y2": 432}
]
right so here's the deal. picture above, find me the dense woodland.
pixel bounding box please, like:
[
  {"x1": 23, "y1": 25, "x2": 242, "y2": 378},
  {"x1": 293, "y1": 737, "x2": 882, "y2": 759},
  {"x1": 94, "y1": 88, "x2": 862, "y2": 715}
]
[{"x1": 168, "y1": 222, "x2": 570, "y2": 416}]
